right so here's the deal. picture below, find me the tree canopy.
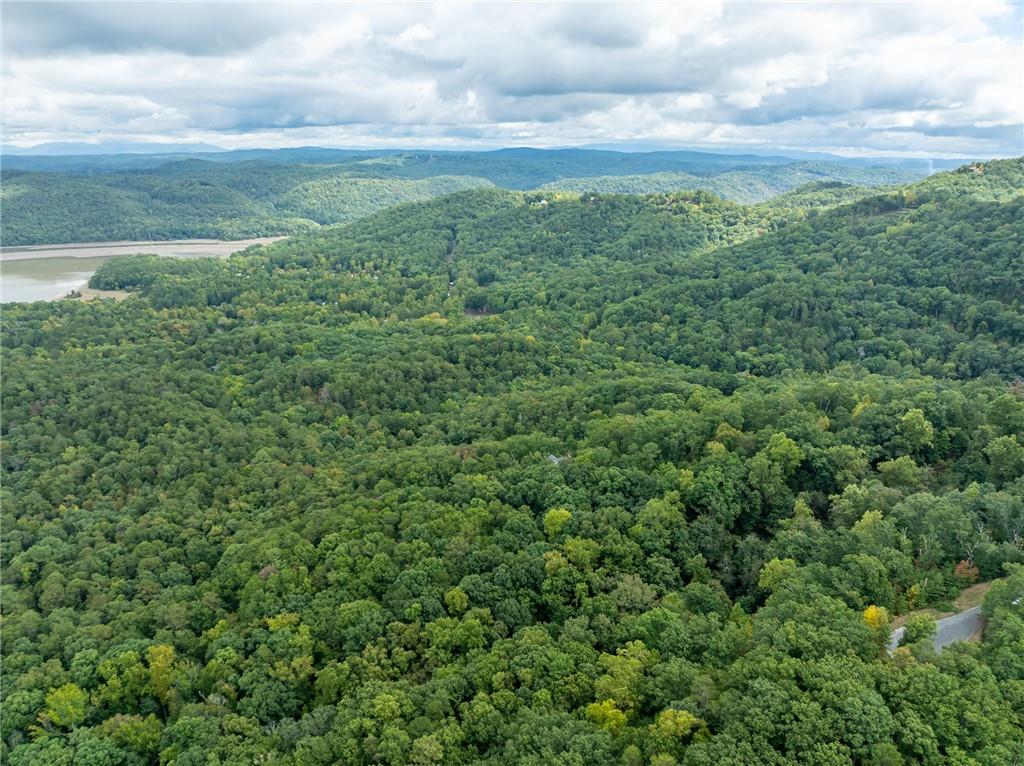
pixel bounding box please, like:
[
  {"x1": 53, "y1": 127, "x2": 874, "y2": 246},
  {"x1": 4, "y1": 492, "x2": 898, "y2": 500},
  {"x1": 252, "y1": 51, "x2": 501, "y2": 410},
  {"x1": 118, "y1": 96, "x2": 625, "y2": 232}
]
[{"x1": 2, "y1": 158, "x2": 1023, "y2": 764}]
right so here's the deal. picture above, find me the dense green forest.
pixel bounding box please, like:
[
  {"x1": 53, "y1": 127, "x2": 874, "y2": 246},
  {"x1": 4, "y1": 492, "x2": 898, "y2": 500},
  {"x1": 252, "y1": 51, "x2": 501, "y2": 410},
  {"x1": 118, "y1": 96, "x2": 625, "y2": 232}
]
[
  {"x1": 538, "y1": 162, "x2": 915, "y2": 204},
  {"x1": 0, "y1": 150, "x2": 922, "y2": 246},
  {"x1": 0, "y1": 166, "x2": 492, "y2": 246},
  {"x1": 756, "y1": 181, "x2": 884, "y2": 210},
  {"x1": 6, "y1": 146, "x2": 945, "y2": 179},
  {"x1": 2, "y1": 159, "x2": 1023, "y2": 765}
]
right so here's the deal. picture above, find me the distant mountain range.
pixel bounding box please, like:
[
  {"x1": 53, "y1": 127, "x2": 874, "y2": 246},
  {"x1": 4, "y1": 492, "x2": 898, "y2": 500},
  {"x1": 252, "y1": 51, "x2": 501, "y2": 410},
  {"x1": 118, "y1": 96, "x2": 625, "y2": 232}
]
[
  {"x1": 2, "y1": 141, "x2": 975, "y2": 170},
  {"x1": 2, "y1": 141, "x2": 226, "y2": 156},
  {"x1": 1, "y1": 147, "x2": 933, "y2": 246}
]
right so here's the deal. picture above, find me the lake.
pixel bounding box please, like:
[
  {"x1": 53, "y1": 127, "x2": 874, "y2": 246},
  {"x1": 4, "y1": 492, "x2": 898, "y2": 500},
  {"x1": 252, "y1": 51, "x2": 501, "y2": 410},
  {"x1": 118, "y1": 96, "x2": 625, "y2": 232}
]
[{"x1": 1, "y1": 237, "x2": 285, "y2": 303}]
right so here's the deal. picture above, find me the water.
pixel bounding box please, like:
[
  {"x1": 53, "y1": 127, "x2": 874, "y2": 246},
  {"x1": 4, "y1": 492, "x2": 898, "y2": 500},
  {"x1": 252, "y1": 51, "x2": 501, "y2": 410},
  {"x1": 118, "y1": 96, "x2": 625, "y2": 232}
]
[
  {"x1": 0, "y1": 237, "x2": 285, "y2": 303},
  {"x1": 1, "y1": 256, "x2": 112, "y2": 302}
]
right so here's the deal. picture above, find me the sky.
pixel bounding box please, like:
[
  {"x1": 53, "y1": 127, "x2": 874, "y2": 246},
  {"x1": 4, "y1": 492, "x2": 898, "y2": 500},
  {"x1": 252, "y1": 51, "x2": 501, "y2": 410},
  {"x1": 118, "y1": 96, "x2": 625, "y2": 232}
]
[{"x1": 2, "y1": 1, "x2": 1023, "y2": 157}]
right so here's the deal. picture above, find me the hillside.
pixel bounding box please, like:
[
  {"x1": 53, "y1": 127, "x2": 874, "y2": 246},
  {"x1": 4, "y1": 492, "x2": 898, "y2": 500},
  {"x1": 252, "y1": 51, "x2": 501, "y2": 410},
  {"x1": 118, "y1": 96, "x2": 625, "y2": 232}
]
[
  {"x1": 0, "y1": 165, "x2": 493, "y2": 246},
  {"x1": 2, "y1": 160, "x2": 1023, "y2": 764},
  {"x1": 538, "y1": 162, "x2": 920, "y2": 203},
  {"x1": 757, "y1": 180, "x2": 883, "y2": 209},
  {"x1": 0, "y1": 146, "x2": 798, "y2": 176},
  {"x1": 0, "y1": 150, "x2": 925, "y2": 246}
]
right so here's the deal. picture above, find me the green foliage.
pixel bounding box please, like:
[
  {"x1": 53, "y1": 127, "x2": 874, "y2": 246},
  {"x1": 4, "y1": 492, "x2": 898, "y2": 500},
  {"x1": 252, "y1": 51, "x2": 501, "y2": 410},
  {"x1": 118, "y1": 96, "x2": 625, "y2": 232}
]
[
  {"x1": 901, "y1": 614, "x2": 937, "y2": 646},
  {"x1": 41, "y1": 683, "x2": 89, "y2": 729},
  {"x1": 1, "y1": 150, "x2": 926, "y2": 246},
  {"x1": 0, "y1": 164, "x2": 491, "y2": 246},
  {"x1": 2, "y1": 159, "x2": 1023, "y2": 763},
  {"x1": 541, "y1": 162, "x2": 920, "y2": 204},
  {"x1": 87, "y1": 254, "x2": 222, "y2": 290},
  {"x1": 543, "y1": 508, "x2": 573, "y2": 540},
  {"x1": 759, "y1": 180, "x2": 888, "y2": 210}
]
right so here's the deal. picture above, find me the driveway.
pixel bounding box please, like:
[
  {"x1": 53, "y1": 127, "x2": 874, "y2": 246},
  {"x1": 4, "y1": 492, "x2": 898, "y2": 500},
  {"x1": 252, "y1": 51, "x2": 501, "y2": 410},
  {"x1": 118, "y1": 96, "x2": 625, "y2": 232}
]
[{"x1": 888, "y1": 606, "x2": 984, "y2": 653}]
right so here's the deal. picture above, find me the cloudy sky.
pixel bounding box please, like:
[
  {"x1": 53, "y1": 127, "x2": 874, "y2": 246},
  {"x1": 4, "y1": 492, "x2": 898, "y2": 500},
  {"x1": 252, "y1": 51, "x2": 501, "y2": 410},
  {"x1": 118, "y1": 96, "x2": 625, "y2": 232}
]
[{"x1": 2, "y1": 1, "x2": 1022, "y2": 157}]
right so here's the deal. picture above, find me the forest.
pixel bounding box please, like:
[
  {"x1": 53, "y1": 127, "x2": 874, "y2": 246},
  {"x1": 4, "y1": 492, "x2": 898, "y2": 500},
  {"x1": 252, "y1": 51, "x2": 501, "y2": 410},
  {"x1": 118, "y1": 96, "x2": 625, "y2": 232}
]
[
  {"x1": 0, "y1": 149, "x2": 923, "y2": 246},
  {"x1": 1, "y1": 158, "x2": 1023, "y2": 765},
  {"x1": 538, "y1": 164, "x2": 916, "y2": 205}
]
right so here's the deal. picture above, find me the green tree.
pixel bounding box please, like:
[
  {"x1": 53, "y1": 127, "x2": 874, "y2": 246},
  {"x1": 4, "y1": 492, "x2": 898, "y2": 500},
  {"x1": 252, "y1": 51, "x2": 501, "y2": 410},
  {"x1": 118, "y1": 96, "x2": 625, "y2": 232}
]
[{"x1": 40, "y1": 683, "x2": 89, "y2": 730}]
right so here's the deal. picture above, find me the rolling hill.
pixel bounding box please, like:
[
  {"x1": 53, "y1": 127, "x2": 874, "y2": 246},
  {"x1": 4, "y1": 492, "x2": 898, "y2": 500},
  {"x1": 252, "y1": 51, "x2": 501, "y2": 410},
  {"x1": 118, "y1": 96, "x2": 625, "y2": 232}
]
[
  {"x1": 1, "y1": 149, "x2": 926, "y2": 246},
  {"x1": 2, "y1": 159, "x2": 1022, "y2": 764}
]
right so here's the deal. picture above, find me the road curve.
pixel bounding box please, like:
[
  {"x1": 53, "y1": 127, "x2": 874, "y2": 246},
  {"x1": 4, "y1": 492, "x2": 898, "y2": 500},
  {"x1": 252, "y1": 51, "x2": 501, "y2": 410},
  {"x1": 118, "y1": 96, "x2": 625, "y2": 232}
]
[{"x1": 887, "y1": 606, "x2": 985, "y2": 653}]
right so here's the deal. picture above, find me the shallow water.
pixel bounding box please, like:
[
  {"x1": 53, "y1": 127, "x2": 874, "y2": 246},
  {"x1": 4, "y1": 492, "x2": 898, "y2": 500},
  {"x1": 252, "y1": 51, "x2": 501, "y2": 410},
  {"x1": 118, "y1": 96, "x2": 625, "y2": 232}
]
[
  {"x1": 1, "y1": 256, "x2": 112, "y2": 302},
  {"x1": 0, "y1": 237, "x2": 284, "y2": 303}
]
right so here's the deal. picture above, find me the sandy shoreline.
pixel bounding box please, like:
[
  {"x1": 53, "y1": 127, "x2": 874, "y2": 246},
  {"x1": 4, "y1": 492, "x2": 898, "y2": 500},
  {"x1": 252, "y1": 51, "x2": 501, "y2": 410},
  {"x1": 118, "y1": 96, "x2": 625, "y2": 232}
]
[
  {"x1": 0, "y1": 236, "x2": 286, "y2": 262},
  {"x1": 59, "y1": 283, "x2": 133, "y2": 302}
]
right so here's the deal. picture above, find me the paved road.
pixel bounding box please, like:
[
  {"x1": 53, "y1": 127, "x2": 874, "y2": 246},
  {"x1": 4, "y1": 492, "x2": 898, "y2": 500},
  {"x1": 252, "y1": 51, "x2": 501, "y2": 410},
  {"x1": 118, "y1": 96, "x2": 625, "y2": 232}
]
[{"x1": 888, "y1": 606, "x2": 984, "y2": 653}]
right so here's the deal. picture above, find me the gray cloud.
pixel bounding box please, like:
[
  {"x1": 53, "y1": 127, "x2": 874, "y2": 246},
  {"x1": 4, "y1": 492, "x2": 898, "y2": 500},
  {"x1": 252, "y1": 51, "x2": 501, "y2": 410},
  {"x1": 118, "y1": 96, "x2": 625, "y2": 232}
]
[
  {"x1": 1, "y1": 2, "x2": 310, "y2": 55},
  {"x1": 2, "y1": 1, "x2": 1021, "y2": 156}
]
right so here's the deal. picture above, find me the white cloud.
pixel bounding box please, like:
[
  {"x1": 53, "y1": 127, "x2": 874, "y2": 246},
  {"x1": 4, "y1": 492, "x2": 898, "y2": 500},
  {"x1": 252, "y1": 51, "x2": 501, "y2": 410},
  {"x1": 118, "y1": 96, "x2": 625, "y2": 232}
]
[{"x1": 1, "y1": 1, "x2": 1021, "y2": 156}]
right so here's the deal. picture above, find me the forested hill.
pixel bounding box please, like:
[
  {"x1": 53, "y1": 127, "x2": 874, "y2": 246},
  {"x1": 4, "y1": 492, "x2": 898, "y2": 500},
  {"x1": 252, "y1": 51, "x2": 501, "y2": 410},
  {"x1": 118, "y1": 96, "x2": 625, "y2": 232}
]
[
  {"x1": 756, "y1": 181, "x2": 881, "y2": 210},
  {"x1": 2, "y1": 159, "x2": 1023, "y2": 764},
  {"x1": 0, "y1": 149, "x2": 924, "y2": 246},
  {"x1": 0, "y1": 168, "x2": 493, "y2": 246},
  {"x1": 83, "y1": 158, "x2": 1024, "y2": 378},
  {"x1": 536, "y1": 161, "x2": 917, "y2": 204}
]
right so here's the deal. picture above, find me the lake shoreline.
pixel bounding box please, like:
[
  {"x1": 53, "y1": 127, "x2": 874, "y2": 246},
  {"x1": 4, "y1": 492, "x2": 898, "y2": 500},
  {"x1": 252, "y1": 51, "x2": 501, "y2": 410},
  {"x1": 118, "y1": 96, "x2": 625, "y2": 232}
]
[
  {"x1": 57, "y1": 283, "x2": 133, "y2": 302},
  {"x1": 0, "y1": 236, "x2": 286, "y2": 262},
  {"x1": 1, "y1": 236, "x2": 288, "y2": 302}
]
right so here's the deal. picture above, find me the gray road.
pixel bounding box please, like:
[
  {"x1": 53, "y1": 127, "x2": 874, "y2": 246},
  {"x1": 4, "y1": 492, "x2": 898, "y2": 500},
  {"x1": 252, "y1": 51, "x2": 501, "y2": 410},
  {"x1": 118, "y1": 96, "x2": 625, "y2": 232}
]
[{"x1": 887, "y1": 606, "x2": 984, "y2": 653}]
